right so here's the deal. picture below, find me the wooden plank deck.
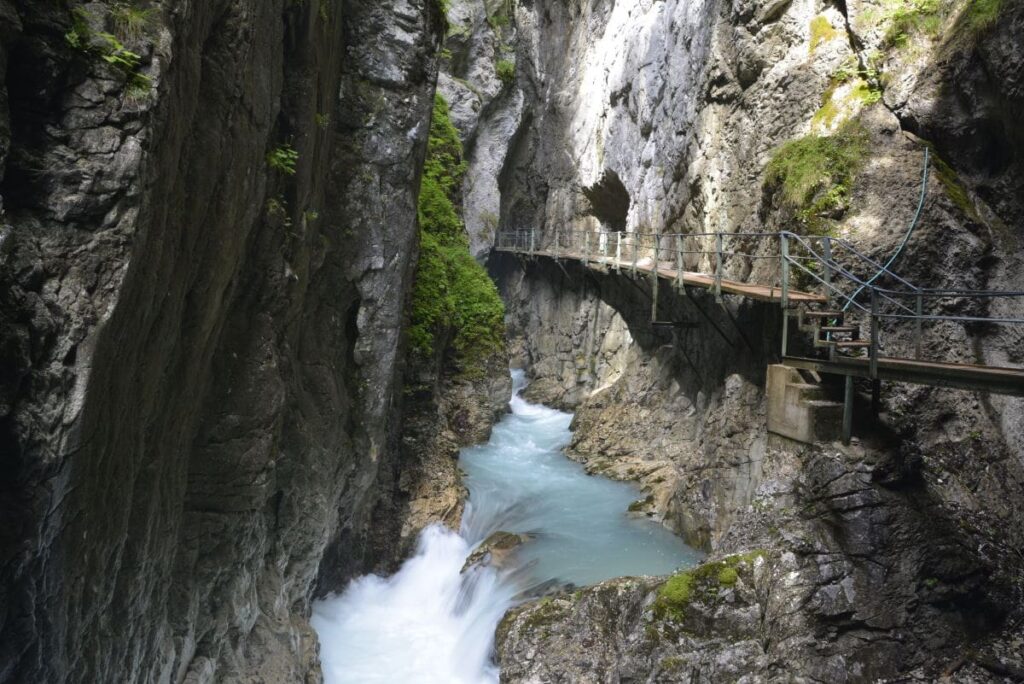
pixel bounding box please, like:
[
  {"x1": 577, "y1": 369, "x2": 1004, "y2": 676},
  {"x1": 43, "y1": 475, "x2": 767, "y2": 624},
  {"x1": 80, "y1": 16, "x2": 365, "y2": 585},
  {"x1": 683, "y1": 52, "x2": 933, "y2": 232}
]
[
  {"x1": 784, "y1": 355, "x2": 1024, "y2": 396},
  {"x1": 520, "y1": 249, "x2": 827, "y2": 305},
  {"x1": 497, "y1": 245, "x2": 1024, "y2": 396}
]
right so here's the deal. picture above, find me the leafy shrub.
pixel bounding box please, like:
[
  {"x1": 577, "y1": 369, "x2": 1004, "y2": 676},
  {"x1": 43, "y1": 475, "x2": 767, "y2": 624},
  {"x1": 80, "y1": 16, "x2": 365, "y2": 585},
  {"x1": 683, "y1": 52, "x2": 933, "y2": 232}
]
[
  {"x1": 881, "y1": 0, "x2": 942, "y2": 47},
  {"x1": 495, "y1": 59, "x2": 515, "y2": 85},
  {"x1": 267, "y1": 145, "x2": 299, "y2": 175}
]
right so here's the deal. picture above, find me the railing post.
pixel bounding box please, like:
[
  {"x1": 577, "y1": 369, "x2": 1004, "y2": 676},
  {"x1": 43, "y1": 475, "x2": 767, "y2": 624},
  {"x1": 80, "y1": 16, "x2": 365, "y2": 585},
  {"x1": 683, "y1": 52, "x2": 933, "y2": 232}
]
[
  {"x1": 914, "y1": 293, "x2": 923, "y2": 360},
  {"x1": 554, "y1": 224, "x2": 559, "y2": 259},
  {"x1": 616, "y1": 231, "x2": 622, "y2": 273},
  {"x1": 675, "y1": 234, "x2": 683, "y2": 292},
  {"x1": 780, "y1": 233, "x2": 790, "y2": 357},
  {"x1": 780, "y1": 233, "x2": 790, "y2": 310},
  {"x1": 651, "y1": 232, "x2": 660, "y2": 322},
  {"x1": 842, "y1": 375, "x2": 854, "y2": 445},
  {"x1": 714, "y1": 232, "x2": 723, "y2": 302},
  {"x1": 870, "y1": 287, "x2": 879, "y2": 381},
  {"x1": 822, "y1": 236, "x2": 832, "y2": 307},
  {"x1": 529, "y1": 227, "x2": 535, "y2": 254},
  {"x1": 632, "y1": 233, "x2": 638, "y2": 276},
  {"x1": 584, "y1": 230, "x2": 590, "y2": 264}
]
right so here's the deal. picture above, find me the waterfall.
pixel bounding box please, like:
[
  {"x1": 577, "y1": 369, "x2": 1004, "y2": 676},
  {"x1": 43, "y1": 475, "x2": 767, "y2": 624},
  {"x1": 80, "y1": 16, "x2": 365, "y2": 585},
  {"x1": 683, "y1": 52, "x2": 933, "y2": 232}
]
[{"x1": 312, "y1": 370, "x2": 700, "y2": 683}]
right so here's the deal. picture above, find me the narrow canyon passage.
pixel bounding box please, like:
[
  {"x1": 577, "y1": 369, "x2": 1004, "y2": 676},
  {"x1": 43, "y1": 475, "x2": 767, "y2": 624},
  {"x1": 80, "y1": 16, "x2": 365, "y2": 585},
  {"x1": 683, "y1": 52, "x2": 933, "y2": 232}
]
[{"x1": 311, "y1": 370, "x2": 701, "y2": 683}]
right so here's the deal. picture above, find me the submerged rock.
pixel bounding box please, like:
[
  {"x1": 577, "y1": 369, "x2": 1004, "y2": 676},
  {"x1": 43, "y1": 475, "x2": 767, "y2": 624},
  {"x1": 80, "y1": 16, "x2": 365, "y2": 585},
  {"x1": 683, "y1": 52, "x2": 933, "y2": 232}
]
[{"x1": 462, "y1": 530, "x2": 534, "y2": 572}]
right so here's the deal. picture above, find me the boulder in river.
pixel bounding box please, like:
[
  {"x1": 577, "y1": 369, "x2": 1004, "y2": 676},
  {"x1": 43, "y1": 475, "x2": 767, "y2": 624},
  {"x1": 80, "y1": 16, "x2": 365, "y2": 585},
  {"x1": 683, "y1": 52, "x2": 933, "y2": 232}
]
[{"x1": 462, "y1": 531, "x2": 534, "y2": 573}]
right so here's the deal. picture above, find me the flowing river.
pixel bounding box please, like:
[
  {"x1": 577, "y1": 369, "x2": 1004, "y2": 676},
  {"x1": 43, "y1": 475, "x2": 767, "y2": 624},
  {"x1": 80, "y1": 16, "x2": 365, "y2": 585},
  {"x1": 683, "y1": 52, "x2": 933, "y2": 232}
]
[{"x1": 312, "y1": 370, "x2": 702, "y2": 683}]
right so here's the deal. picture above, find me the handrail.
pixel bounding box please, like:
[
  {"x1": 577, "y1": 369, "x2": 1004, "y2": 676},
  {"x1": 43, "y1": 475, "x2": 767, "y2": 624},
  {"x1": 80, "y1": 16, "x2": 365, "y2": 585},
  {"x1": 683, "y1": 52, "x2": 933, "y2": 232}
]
[{"x1": 494, "y1": 228, "x2": 1024, "y2": 340}]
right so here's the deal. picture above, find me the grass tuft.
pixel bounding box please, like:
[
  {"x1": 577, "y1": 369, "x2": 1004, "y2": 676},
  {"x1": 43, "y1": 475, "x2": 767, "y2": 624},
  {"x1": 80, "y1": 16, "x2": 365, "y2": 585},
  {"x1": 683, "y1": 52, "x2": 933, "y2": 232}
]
[{"x1": 764, "y1": 121, "x2": 870, "y2": 235}]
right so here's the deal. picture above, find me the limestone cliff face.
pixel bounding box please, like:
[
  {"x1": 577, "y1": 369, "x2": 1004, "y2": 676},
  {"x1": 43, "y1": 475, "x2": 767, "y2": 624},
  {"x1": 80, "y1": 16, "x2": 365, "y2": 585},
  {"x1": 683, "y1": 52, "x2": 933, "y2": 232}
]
[
  {"x1": 0, "y1": 1, "x2": 442, "y2": 682},
  {"x1": 443, "y1": 0, "x2": 1024, "y2": 678}
]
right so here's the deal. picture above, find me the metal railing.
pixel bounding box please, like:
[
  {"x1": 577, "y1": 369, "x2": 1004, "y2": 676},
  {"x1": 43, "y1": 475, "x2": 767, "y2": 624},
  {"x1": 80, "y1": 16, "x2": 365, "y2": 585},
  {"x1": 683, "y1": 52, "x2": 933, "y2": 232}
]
[{"x1": 495, "y1": 227, "x2": 1024, "y2": 381}]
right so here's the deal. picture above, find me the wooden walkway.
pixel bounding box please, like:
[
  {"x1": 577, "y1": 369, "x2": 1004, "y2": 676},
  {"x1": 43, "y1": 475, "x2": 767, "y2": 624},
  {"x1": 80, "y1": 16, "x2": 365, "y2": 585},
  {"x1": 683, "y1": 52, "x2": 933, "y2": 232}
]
[
  {"x1": 502, "y1": 245, "x2": 1024, "y2": 397},
  {"x1": 541, "y1": 249, "x2": 828, "y2": 304},
  {"x1": 785, "y1": 355, "x2": 1024, "y2": 396}
]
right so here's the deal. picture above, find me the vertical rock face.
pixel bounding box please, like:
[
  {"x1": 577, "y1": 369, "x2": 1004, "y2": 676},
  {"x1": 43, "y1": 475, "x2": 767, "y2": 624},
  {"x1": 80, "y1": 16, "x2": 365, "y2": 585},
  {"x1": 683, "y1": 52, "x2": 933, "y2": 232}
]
[
  {"x1": 454, "y1": 0, "x2": 1024, "y2": 679},
  {"x1": 0, "y1": 1, "x2": 442, "y2": 682}
]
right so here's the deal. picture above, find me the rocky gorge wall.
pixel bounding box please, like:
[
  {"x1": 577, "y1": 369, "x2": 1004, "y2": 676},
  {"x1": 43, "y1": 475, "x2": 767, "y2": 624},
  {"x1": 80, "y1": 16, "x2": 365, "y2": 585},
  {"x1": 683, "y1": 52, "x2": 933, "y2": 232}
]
[
  {"x1": 0, "y1": 1, "x2": 445, "y2": 682},
  {"x1": 442, "y1": 0, "x2": 1024, "y2": 679}
]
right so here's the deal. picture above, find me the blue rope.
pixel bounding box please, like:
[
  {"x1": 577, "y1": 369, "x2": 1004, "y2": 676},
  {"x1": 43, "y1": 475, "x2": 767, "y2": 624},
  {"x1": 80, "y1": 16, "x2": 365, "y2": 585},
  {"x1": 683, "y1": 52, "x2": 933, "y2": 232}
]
[{"x1": 843, "y1": 146, "x2": 930, "y2": 310}]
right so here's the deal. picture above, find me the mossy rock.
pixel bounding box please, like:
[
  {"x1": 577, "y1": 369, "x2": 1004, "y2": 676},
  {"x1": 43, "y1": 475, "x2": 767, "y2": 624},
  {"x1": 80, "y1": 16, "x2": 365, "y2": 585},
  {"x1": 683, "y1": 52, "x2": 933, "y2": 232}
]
[
  {"x1": 764, "y1": 121, "x2": 869, "y2": 236},
  {"x1": 651, "y1": 550, "x2": 766, "y2": 623},
  {"x1": 408, "y1": 93, "x2": 506, "y2": 376}
]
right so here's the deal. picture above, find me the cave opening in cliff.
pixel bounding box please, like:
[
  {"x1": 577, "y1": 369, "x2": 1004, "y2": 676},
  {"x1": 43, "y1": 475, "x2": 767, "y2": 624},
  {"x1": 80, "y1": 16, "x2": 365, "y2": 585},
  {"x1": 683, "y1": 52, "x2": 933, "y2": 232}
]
[{"x1": 582, "y1": 169, "x2": 631, "y2": 232}]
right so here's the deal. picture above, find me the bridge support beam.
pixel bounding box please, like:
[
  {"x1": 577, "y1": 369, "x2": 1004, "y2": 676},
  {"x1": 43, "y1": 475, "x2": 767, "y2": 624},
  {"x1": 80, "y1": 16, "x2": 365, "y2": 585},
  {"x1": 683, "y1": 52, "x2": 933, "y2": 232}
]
[
  {"x1": 842, "y1": 375, "x2": 854, "y2": 445},
  {"x1": 767, "y1": 365, "x2": 843, "y2": 444}
]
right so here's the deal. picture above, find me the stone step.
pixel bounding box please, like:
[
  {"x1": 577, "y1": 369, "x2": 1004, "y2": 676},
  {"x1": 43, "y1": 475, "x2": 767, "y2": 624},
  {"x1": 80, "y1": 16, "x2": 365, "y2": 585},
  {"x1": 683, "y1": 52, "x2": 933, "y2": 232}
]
[
  {"x1": 819, "y1": 325, "x2": 858, "y2": 334},
  {"x1": 786, "y1": 381, "x2": 828, "y2": 402}
]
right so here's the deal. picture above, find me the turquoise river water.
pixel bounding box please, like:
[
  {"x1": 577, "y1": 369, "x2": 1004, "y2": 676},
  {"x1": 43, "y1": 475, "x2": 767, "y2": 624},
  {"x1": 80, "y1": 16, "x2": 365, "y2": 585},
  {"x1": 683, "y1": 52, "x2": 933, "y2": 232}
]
[{"x1": 312, "y1": 370, "x2": 702, "y2": 683}]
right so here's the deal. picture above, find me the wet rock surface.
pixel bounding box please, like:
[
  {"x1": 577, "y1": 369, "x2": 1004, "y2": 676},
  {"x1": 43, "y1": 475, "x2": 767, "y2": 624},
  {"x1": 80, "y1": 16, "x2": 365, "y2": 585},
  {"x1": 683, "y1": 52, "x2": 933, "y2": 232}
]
[
  {"x1": 461, "y1": 530, "x2": 533, "y2": 572},
  {"x1": 0, "y1": 1, "x2": 443, "y2": 681}
]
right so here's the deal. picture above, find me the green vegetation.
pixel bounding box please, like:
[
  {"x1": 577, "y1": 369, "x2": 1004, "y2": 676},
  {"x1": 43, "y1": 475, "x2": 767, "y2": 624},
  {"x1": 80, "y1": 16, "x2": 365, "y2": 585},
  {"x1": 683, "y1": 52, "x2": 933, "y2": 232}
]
[
  {"x1": 881, "y1": 0, "x2": 943, "y2": 48},
  {"x1": 764, "y1": 121, "x2": 870, "y2": 235},
  {"x1": 949, "y1": 0, "x2": 1005, "y2": 41},
  {"x1": 809, "y1": 15, "x2": 840, "y2": 54},
  {"x1": 110, "y1": 3, "x2": 154, "y2": 41},
  {"x1": 518, "y1": 596, "x2": 568, "y2": 634},
  {"x1": 660, "y1": 657, "x2": 685, "y2": 673},
  {"x1": 717, "y1": 566, "x2": 739, "y2": 586},
  {"x1": 930, "y1": 150, "x2": 979, "y2": 220},
  {"x1": 487, "y1": 11, "x2": 510, "y2": 30},
  {"x1": 267, "y1": 145, "x2": 299, "y2": 175},
  {"x1": 408, "y1": 94, "x2": 505, "y2": 376},
  {"x1": 495, "y1": 59, "x2": 515, "y2": 85},
  {"x1": 265, "y1": 196, "x2": 292, "y2": 230},
  {"x1": 65, "y1": 7, "x2": 152, "y2": 93},
  {"x1": 812, "y1": 77, "x2": 882, "y2": 130},
  {"x1": 652, "y1": 551, "x2": 765, "y2": 622},
  {"x1": 878, "y1": 0, "x2": 1005, "y2": 50}
]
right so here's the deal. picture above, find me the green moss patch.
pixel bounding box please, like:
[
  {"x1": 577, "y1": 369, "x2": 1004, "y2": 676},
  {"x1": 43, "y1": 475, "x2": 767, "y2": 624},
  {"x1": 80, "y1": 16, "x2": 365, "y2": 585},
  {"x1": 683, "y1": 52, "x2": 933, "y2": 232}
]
[
  {"x1": 812, "y1": 78, "x2": 882, "y2": 131},
  {"x1": 809, "y1": 15, "x2": 841, "y2": 54},
  {"x1": 520, "y1": 597, "x2": 568, "y2": 633},
  {"x1": 496, "y1": 59, "x2": 515, "y2": 85},
  {"x1": 930, "y1": 150, "x2": 979, "y2": 221},
  {"x1": 764, "y1": 121, "x2": 870, "y2": 235},
  {"x1": 652, "y1": 551, "x2": 765, "y2": 623},
  {"x1": 408, "y1": 95, "x2": 505, "y2": 376}
]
